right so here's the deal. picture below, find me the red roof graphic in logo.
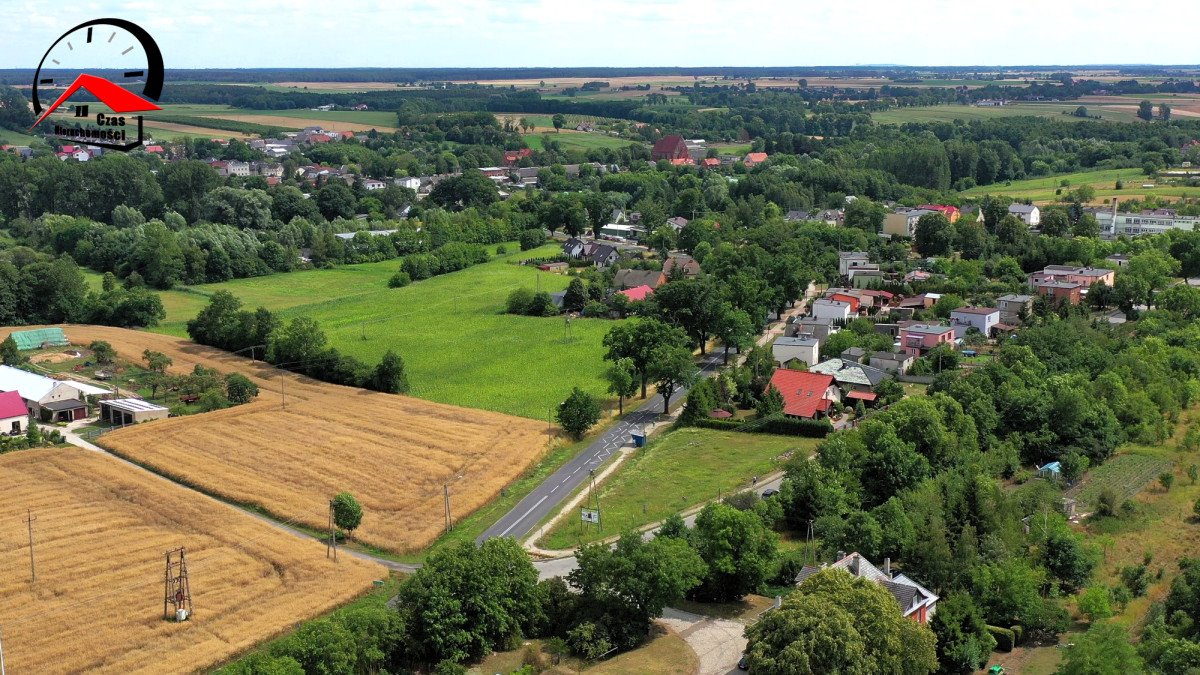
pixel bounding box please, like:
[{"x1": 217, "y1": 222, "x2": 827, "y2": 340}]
[{"x1": 29, "y1": 73, "x2": 161, "y2": 130}]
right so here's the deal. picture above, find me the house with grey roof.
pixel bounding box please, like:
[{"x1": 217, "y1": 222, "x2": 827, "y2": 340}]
[
  {"x1": 838, "y1": 251, "x2": 871, "y2": 277},
  {"x1": 795, "y1": 551, "x2": 939, "y2": 624},
  {"x1": 1008, "y1": 203, "x2": 1041, "y2": 226},
  {"x1": 789, "y1": 317, "x2": 839, "y2": 343},
  {"x1": 997, "y1": 294, "x2": 1034, "y2": 324},
  {"x1": 772, "y1": 337, "x2": 819, "y2": 369},
  {"x1": 808, "y1": 358, "x2": 892, "y2": 393},
  {"x1": 870, "y1": 351, "x2": 915, "y2": 374},
  {"x1": 784, "y1": 210, "x2": 812, "y2": 222}
]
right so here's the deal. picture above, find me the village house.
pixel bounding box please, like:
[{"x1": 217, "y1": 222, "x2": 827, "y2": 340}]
[
  {"x1": 795, "y1": 552, "x2": 938, "y2": 624},
  {"x1": 899, "y1": 324, "x2": 955, "y2": 357},
  {"x1": 808, "y1": 358, "x2": 892, "y2": 395},
  {"x1": 997, "y1": 294, "x2": 1034, "y2": 324},
  {"x1": 870, "y1": 351, "x2": 915, "y2": 374},
  {"x1": 1008, "y1": 203, "x2": 1041, "y2": 226},
  {"x1": 743, "y1": 152, "x2": 768, "y2": 168},
  {"x1": 1033, "y1": 280, "x2": 1083, "y2": 305},
  {"x1": 916, "y1": 204, "x2": 960, "y2": 223},
  {"x1": 771, "y1": 337, "x2": 820, "y2": 369},
  {"x1": 362, "y1": 179, "x2": 387, "y2": 191},
  {"x1": 1031, "y1": 265, "x2": 1115, "y2": 288},
  {"x1": 768, "y1": 369, "x2": 840, "y2": 420},
  {"x1": 849, "y1": 267, "x2": 883, "y2": 289},
  {"x1": 811, "y1": 298, "x2": 852, "y2": 323},
  {"x1": 0, "y1": 390, "x2": 29, "y2": 435},
  {"x1": 949, "y1": 306, "x2": 1000, "y2": 339},
  {"x1": 395, "y1": 176, "x2": 422, "y2": 191},
  {"x1": 838, "y1": 252, "x2": 871, "y2": 277},
  {"x1": 789, "y1": 317, "x2": 839, "y2": 344},
  {"x1": 1105, "y1": 253, "x2": 1130, "y2": 268},
  {"x1": 882, "y1": 208, "x2": 935, "y2": 237},
  {"x1": 598, "y1": 223, "x2": 645, "y2": 240},
  {"x1": 613, "y1": 269, "x2": 667, "y2": 290},
  {"x1": 665, "y1": 216, "x2": 689, "y2": 232},
  {"x1": 663, "y1": 254, "x2": 701, "y2": 278},
  {"x1": 616, "y1": 285, "x2": 654, "y2": 302},
  {"x1": 0, "y1": 365, "x2": 108, "y2": 422}
]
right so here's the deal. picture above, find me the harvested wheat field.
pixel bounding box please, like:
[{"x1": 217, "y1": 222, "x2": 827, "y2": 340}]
[
  {"x1": 0, "y1": 325, "x2": 549, "y2": 553},
  {"x1": 0, "y1": 448, "x2": 383, "y2": 674}
]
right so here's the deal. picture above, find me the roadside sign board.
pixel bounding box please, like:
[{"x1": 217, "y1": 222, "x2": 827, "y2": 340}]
[{"x1": 581, "y1": 508, "x2": 600, "y2": 524}]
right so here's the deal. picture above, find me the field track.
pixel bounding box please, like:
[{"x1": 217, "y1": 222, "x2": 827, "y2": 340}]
[
  {"x1": 0, "y1": 325, "x2": 549, "y2": 553},
  {"x1": 0, "y1": 448, "x2": 382, "y2": 674}
]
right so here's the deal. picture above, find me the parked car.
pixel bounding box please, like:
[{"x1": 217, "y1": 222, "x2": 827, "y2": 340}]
[
  {"x1": 738, "y1": 654, "x2": 749, "y2": 670},
  {"x1": 761, "y1": 488, "x2": 779, "y2": 498}
]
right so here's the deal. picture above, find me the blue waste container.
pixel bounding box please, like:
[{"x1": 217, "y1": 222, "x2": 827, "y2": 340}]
[{"x1": 631, "y1": 432, "x2": 646, "y2": 447}]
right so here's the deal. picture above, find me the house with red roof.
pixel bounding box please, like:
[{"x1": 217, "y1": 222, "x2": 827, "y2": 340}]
[
  {"x1": 0, "y1": 390, "x2": 29, "y2": 435},
  {"x1": 143, "y1": 145, "x2": 165, "y2": 154},
  {"x1": 743, "y1": 152, "x2": 768, "y2": 167},
  {"x1": 701, "y1": 157, "x2": 721, "y2": 168},
  {"x1": 768, "y1": 370, "x2": 840, "y2": 419},
  {"x1": 917, "y1": 204, "x2": 960, "y2": 224},
  {"x1": 617, "y1": 285, "x2": 654, "y2": 302},
  {"x1": 651, "y1": 135, "x2": 690, "y2": 162},
  {"x1": 504, "y1": 148, "x2": 533, "y2": 166}
]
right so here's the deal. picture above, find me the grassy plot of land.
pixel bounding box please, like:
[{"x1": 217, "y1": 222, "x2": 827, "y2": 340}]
[
  {"x1": 1, "y1": 325, "x2": 549, "y2": 555},
  {"x1": 523, "y1": 132, "x2": 641, "y2": 152},
  {"x1": 0, "y1": 128, "x2": 38, "y2": 145},
  {"x1": 0, "y1": 448, "x2": 383, "y2": 675},
  {"x1": 154, "y1": 246, "x2": 615, "y2": 420},
  {"x1": 960, "y1": 167, "x2": 1200, "y2": 203},
  {"x1": 539, "y1": 427, "x2": 816, "y2": 550},
  {"x1": 872, "y1": 103, "x2": 1142, "y2": 125},
  {"x1": 1065, "y1": 451, "x2": 1174, "y2": 511}
]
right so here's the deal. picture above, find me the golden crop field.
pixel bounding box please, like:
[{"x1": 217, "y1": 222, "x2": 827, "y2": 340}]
[
  {"x1": 0, "y1": 326, "x2": 549, "y2": 553},
  {"x1": 0, "y1": 448, "x2": 383, "y2": 674}
]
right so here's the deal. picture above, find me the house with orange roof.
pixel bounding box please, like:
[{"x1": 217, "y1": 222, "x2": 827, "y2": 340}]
[{"x1": 768, "y1": 369, "x2": 840, "y2": 419}]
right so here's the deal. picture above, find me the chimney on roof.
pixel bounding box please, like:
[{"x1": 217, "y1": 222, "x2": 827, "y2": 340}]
[
  {"x1": 836, "y1": 550, "x2": 846, "y2": 562},
  {"x1": 884, "y1": 557, "x2": 891, "y2": 577}
]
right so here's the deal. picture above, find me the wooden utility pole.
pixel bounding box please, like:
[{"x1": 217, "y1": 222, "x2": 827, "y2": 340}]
[
  {"x1": 444, "y1": 483, "x2": 452, "y2": 533},
  {"x1": 280, "y1": 372, "x2": 286, "y2": 410},
  {"x1": 327, "y1": 501, "x2": 338, "y2": 561},
  {"x1": 24, "y1": 510, "x2": 35, "y2": 583},
  {"x1": 1, "y1": 625, "x2": 7, "y2": 675}
]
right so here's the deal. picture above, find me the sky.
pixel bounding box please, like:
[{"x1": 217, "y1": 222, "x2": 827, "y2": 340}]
[{"x1": 0, "y1": 0, "x2": 1197, "y2": 69}]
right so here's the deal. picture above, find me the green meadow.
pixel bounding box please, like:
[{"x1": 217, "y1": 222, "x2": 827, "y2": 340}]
[
  {"x1": 872, "y1": 102, "x2": 1143, "y2": 125},
  {"x1": 152, "y1": 244, "x2": 614, "y2": 420}
]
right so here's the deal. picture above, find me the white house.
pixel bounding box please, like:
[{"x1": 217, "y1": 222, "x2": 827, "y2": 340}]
[
  {"x1": 363, "y1": 179, "x2": 387, "y2": 191},
  {"x1": 771, "y1": 337, "x2": 820, "y2": 368},
  {"x1": 949, "y1": 306, "x2": 1001, "y2": 339},
  {"x1": 1008, "y1": 203, "x2": 1041, "y2": 227},
  {"x1": 811, "y1": 299, "x2": 851, "y2": 323},
  {"x1": 838, "y1": 252, "x2": 871, "y2": 277},
  {"x1": 396, "y1": 177, "x2": 422, "y2": 191},
  {"x1": 0, "y1": 365, "x2": 108, "y2": 419}
]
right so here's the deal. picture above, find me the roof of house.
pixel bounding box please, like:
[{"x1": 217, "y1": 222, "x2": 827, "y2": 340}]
[
  {"x1": 101, "y1": 398, "x2": 170, "y2": 414},
  {"x1": 614, "y1": 269, "x2": 666, "y2": 290},
  {"x1": 846, "y1": 390, "x2": 878, "y2": 402},
  {"x1": 998, "y1": 294, "x2": 1033, "y2": 303},
  {"x1": 663, "y1": 255, "x2": 701, "y2": 277},
  {"x1": 0, "y1": 365, "x2": 106, "y2": 401},
  {"x1": 0, "y1": 390, "x2": 26, "y2": 419},
  {"x1": 839, "y1": 251, "x2": 869, "y2": 260},
  {"x1": 871, "y1": 351, "x2": 912, "y2": 363},
  {"x1": 841, "y1": 347, "x2": 867, "y2": 359},
  {"x1": 903, "y1": 324, "x2": 954, "y2": 336},
  {"x1": 9, "y1": 328, "x2": 69, "y2": 351},
  {"x1": 769, "y1": 370, "x2": 835, "y2": 419},
  {"x1": 773, "y1": 337, "x2": 819, "y2": 349},
  {"x1": 951, "y1": 306, "x2": 999, "y2": 317},
  {"x1": 785, "y1": 210, "x2": 811, "y2": 222},
  {"x1": 1008, "y1": 204, "x2": 1039, "y2": 214},
  {"x1": 590, "y1": 244, "x2": 618, "y2": 263},
  {"x1": 808, "y1": 358, "x2": 891, "y2": 388},
  {"x1": 794, "y1": 552, "x2": 938, "y2": 618},
  {"x1": 41, "y1": 398, "x2": 87, "y2": 411},
  {"x1": 651, "y1": 135, "x2": 687, "y2": 156},
  {"x1": 618, "y1": 285, "x2": 654, "y2": 302},
  {"x1": 744, "y1": 152, "x2": 768, "y2": 163},
  {"x1": 813, "y1": 298, "x2": 850, "y2": 309},
  {"x1": 797, "y1": 317, "x2": 835, "y2": 326}
]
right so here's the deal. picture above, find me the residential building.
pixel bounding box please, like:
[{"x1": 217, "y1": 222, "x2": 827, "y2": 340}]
[
  {"x1": 334, "y1": 229, "x2": 398, "y2": 241},
  {"x1": 841, "y1": 347, "x2": 867, "y2": 363},
  {"x1": 897, "y1": 293, "x2": 940, "y2": 310},
  {"x1": 0, "y1": 390, "x2": 29, "y2": 435},
  {"x1": 663, "y1": 254, "x2": 701, "y2": 278},
  {"x1": 882, "y1": 208, "x2": 935, "y2": 237},
  {"x1": 503, "y1": 148, "x2": 533, "y2": 166},
  {"x1": 613, "y1": 269, "x2": 667, "y2": 290},
  {"x1": 396, "y1": 176, "x2": 422, "y2": 191},
  {"x1": 899, "y1": 324, "x2": 955, "y2": 357},
  {"x1": 812, "y1": 298, "x2": 851, "y2": 322},
  {"x1": 598, "y1": 223, "x2": 645, "y2": 240},
  {"x1": 0, "y1": 365, "x2": 107, "y2": 419},
  {"x1": 949, "y1": 306, "x2": 1000, "y2": 339},
  {"x1": 1008, "y1": 203, "x2": 1041, "y2": 227},
  {"x1": 795, "y1": 552, "x2": 938, "y2": 624},
  {"x1": 362, "y1": 179, "x2": 387, "y2": 191},
  {"x1": 665, "y1": 216, "x2": 689, "y2": 232},
  {"x1": 1105, "y1": 253, "x2": 1130, "y2": 268},
  {"x1": 1029, "y1": 265, "x2": 1115, "y2": 289},
  {"x1": 827, "y1": 292, "x2": 862, "y2": 314},
  {"x1": 561, "y1": 238, "x2": 586, "y2": 258},
  {"x1": 838, "y1": 251, "x2": 871, "y2": 277},
  {"x1": 1033, "y1": 280, "x2": 1083, "y2": 305},
  {"x1": 771, "y1": 337, "x2": 820, "y2": 369},
  {"x1": 784, "y1": 210, "x2": 811, "y2": 222},
  {"x1": 870, "y1": 351, "x2": 915, "y2": 374},
  {"x1": 768, "y1": 370, "x2": 840, "y2": 419},
  {"x1": 997, "y1": 294, "x2": 1034, "y2": 324},
  {"x1": 617, "y1": 285, "x2": 654, "y2": 302},
  {"x1": 743, "y1": 152, "x2": 768, "y2": 167},
  {"x1": 849, "y1": 268, "x2": 883, "y2": 289},
  {"x1": 587, "y1": 243, "x2": 620, "y2": 267},
  {"x1": 916, "y1": 204, "x2": 960, "y2": 224},
  {"x1": 808, "y1": 358, "x2": 892, "y2": 393},
  {"x1": 791, "y1": 317, "x2": 839, "y2": 343},
  {"x1": 651, "y1": 135, "x2": 690, "y2": 162}
]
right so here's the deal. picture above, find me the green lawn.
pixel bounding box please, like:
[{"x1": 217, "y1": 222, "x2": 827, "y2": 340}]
[
  {"x1": 872, "y1": 103, "x2": 1141, "y2": 125},
  {"x1": 0, "y1": 128, "x2": 38, "y2": 145},
  {"x1": 151, "y1": 245, "x2": 614, "y2": 420},
  {"x1": 538, "y1": 427, "x2": 817, "y2": 550}
]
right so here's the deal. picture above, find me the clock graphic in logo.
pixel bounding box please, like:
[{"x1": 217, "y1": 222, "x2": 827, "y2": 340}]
[{"x1": 29, "y1": 18, "x2": 164, "y2": 150}]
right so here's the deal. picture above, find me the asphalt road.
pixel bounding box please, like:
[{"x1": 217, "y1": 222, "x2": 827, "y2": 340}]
[{"x1": 477, "y1": 351, "x2": 726, "y2": 545}]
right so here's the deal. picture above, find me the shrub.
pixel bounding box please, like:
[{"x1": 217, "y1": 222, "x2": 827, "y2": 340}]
[
  {"x1": 1010, "y1": 624, "x2": 1024, "y2": 646},
  {"x1": 583, "y1": 300, "x2": 609, "y2": 317},
  {"x1": 506, "y1": 287, "x2": 535, "y2": 314},
  {"x1": 987, "y1": 625, "x2": 1015, "y2": 652},
  {"x1": 224, "y1": 372, "x2": 259, "y2": 404},
  {"x1": 1096, "y1": 488, "x2": 1119, "y2": 517},
  {"x1": 496, "y1": 244, "x2": 508, "y2": 255},
  {"x1": 520, "y1": 229, "x2": 546, "y2": 251},
  {"x1": 387, "y1": 270, "x2": 412, "y2": 288}
]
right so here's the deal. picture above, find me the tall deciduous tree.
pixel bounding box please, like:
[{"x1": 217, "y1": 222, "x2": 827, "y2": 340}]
[
  {"x1": 603, "y1": 357, "x2": 638, "y2": 415},
  {"x1": 648, "y1": 344, "x2": 699, "y2": 414},
  {"x1": 557, "y1": 387, "x2": 601, "y2": 439},
  {"x1": 690, "y1": 502, "x2": 777, "y2": 602},
  {"x1": 603, "y1": 319, "x2": 689, "y2": 399},
  {"x1": 331, "y1": 492, "x2": 363, "y2": 538}
]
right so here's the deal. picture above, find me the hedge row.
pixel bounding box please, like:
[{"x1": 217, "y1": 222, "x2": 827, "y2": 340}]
[
  {"x1": 987, "y1": 625, "x2": 1015, "y2": 652},
  {"x1": 691, "y1": 415, "x2": 833, "y2": 438}
]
